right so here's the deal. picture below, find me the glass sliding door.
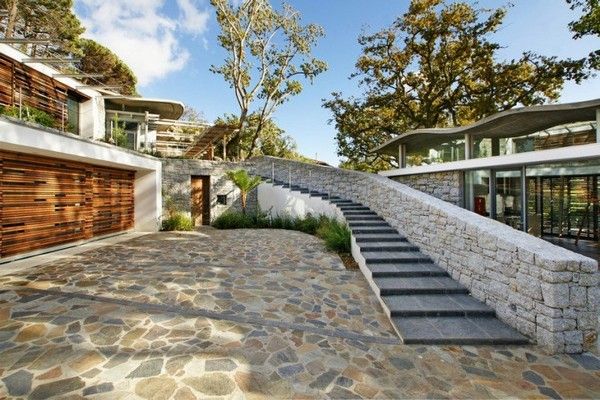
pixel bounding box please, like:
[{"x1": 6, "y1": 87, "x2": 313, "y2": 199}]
[{"x1": 495, "y1": 169, "x2": 524, "y2": 230}]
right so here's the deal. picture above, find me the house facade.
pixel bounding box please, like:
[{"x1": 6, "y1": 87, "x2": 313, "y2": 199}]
[
  {"x1": 373, "y1": 99, "x2": 600, "y2": 259},
  {"x1": 0, "y1": 44, "x2": 236, "y2": 260}
]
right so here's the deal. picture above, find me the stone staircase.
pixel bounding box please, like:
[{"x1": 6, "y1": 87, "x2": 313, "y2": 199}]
[{"x1": 260, "y1": 176, "x2": 529, "y2": 345}]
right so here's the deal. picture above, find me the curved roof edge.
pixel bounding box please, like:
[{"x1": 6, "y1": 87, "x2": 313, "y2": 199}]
[
  {"x1": 372, "y1": 98, "x2": 600, "y2": 156},
  {"x1": 105, "y1": 96, "x2": 185, "y2": 120}
]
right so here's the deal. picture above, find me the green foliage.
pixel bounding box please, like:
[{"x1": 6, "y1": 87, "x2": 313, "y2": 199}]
[
  {"x1": 212, "y1": 210, "x2": 270, "y2": 229},
  {"x1": 324, "y1": 0, "x2": 585, "y2": 172},
  {"x1": 215, "y1": 113, "x2": 305, "y2": 160},
  {"x1": 567, "y1": 0, "x2": 600, "y2": 70},
  {"x1": 225, "y1": 169, "x2": 263, "y2": 213},
  {"x1": 316, "y1": 219, "x2": 352, "y2": 254},
  {"x1": 0, "y1": 105, "x2": 56, "y2": 128},
  {"x1": 109, "y1": 114, "x2": 130, "y2": 148},
  {"x1": 162, "y1": 213, "x2": 194, "y2": 231},
  {"x1": 212, "y1": 211, "x2": 350, "y2": 254},
  {"x1": 210, "y1": 0, "x2": 327, "y2": 159},
  {"x1": 0, "y1": 0, "x2": 84, "y2": 57},
  {"x1": 77, "y1": 39, "x2": 138, "y2": 96}
]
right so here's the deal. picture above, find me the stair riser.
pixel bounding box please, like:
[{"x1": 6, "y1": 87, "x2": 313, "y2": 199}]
[
  {"x1": 389, "y1": 310, "x2": 495, "y2": 318},
  {"x1": 372, "y1": 271, "x2": 447, "y2": 278},
  {"x1": 366, "y1": 258, "x2": 432, "y2": 264},
  {"x1": 349, "y1": 224, "x2": 391, "y2": 228},
  {"x1": 352, "y1": 229, "x2": 397, "y2": 234},
  {"x1": 354, "y1": 237, "x2": 408, "y2": 243},
  {"x1": 345, "y1": 217, "x2": 384, "y2": 221},
  {"x1": 343, "y1": 212, "x2": 378, "y2": 216},
  {"x1": 360, "y1": 246, "x2": 419, "y2": 252},
  {"x1": 380, "y1": 288, "x2": 469, "y2": 295}
]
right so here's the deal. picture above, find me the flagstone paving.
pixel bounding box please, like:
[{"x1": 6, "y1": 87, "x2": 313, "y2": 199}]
[{"x1": 0, "y1": 228, "x2": 599, "y2": 399}]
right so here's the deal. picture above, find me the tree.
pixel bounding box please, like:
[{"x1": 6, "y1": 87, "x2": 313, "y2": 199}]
[
  {"x1": 210, "y1": 0, "x2": 327, "y2": 159},
  {"x1": 0, "y1": 0, "x2": 84, "y2": 57},
  {"x1": 226, "y1": 169, "x2": 262, "y2": 214},
  {"x1": 567, "y1": 0, "x2": 600, "y2": 69},
  {"x1": 77, "y1": 39, "x2": 138, "y2": 96},
  {"x1": 324, "y1": 0, "x2": 583, "y2": 172},
  {"x1": 215, "y1": 113, "x2": 299, "y2": 160}
]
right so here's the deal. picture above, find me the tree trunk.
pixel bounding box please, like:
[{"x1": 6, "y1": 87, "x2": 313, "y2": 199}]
[
  {"x1": 241, "y1": 191, "x2": 247, "y2": 214},
  {"x1": 5, "y1": 0, "x2": 19, "y2": 39},
  {"x1": 245, "y1": 117, "x2": 264, "y2": 159}
]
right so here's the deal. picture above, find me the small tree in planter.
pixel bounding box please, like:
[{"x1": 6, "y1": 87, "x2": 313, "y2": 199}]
[{"x1": 226, "y1": 169, "x2": 262, "y2": 214}]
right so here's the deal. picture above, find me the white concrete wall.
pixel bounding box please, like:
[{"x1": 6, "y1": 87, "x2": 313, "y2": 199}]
[
  {"x1": 0, "y1": 118, "x2": 162, "y2": 233},
  {"x1": 257, "y1": 182, "x2": 342, "y2": 221}
]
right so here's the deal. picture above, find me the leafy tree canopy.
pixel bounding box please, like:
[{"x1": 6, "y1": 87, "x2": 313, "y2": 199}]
[
  {"x1": 323, "y1": 0, "x2": 585, "y2": 172},
  {"x1": 0, "y1": 0, "x2": 138, "y2": 95},
  {"x1": 214, "y1": 113, "x2": 306, "y2": 161},
  {"x1": 77, "y1": 39, "x2": 138, "y2": 96},
  {"x1": 210, "y1": 0, "x2": 327, "y2": 159},
  {"x1": 567, "y1": 0, "x2": 600, "y2": 69}
]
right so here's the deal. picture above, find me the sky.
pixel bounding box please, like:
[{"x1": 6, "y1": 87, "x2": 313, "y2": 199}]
[{"x1": 74, "y1": 0, "x2": 600, "y2": 166}]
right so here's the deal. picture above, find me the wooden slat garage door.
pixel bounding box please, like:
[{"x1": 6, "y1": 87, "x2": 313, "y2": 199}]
[{"x1": 0, "y1": 150, "x2": 135, "y2": 258}]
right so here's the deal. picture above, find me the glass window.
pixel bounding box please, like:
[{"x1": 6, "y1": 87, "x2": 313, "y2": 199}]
[
  {"x1": 407, "y1": 139, "x2": 465, "y2": 167},
  {"x1": 66, "y1": 96, "x2": 79, "y2": 135},
  {"x1": 465, "y1": 169, "x2": 491, "y2": 217},
  {"x1": 495, "y1": 170, "x2": 523, "y2": 230}
]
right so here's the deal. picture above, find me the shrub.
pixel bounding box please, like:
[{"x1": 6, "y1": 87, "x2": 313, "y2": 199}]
[
  {"x1": 213, "y1": 210, "x2": 269, "y2": 229},
  {"x1": 316, "y1": 219, "x2": 352, "y2": 253},
  {"x1": 293, "y1": 213, "x2": 322, "y2": 235},
  {"x1": 162, "y1": 213, "x2": 194, "y2": 231},
  {"x1": 0, "y1": 105, "x2": 56, "y2": 128}
]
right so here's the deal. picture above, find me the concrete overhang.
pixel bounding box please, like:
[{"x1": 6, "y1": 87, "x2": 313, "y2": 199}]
[
  {"x1": 372, "y1": 98, "x2": 600, "y2": 156},
  {"x1": 105, "y1": 97, "x2": 185, "y2": 120}
]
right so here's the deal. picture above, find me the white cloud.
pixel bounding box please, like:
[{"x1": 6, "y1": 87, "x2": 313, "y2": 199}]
[
  {"x1": 77, "y1": 0, "x2": 210, "y2": 87},
  {"x1": 177, "y1": 0, "x2": 210, "y2": 35}
]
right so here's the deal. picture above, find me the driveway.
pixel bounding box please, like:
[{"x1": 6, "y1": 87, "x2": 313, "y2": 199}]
[{"x1": 0, "y1": 228, "x2": 599, "y2": 399}]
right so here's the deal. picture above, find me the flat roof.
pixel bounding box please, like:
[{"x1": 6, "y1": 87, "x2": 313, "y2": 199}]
[
  {"x1": 372, "y1": 98, "x2": 600, "y2": 156},
  {"x1": 105, "y1": 97, "x2": 185, "y2": 120}
]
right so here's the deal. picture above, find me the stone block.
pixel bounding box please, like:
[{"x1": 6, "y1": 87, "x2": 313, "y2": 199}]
[
  {"x1": 569, "y1": 286, "x2": 587, "y2": 307},
  {"x1": 577, "y1": 312, "x2": 598, "y2": 330},
  {"x1": 537, "y1": 315, "x2": 576, "y2": 332},
  {"x1": 541, "y1": 283, "x2": 570, "y2": 308}
]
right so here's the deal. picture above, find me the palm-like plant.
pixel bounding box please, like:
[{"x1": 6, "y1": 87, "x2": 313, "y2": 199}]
[{"x1": 226, "y1": 169, "x2": 262, "y2": 214}]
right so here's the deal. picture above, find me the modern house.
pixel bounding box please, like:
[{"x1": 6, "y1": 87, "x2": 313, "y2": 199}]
[
  {"x1": 373, "y1": 99, "x2": 600, "y2": 260},
  {"x1": 0, "y1": 43, "x2": 234, "y2": 260}
]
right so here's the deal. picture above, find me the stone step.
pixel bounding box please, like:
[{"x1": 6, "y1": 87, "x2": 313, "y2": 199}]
[
  {"x1": 342, "y1": 210, "x2": 378, "y2": 216},
  {"x1": 353, "y1": 233, "x2": 407, "y2": 243},
  {"x1": 345, "y1": 216, "x2": 384, "y2": 221},
  {"x1": 392, "y1": 316, "x2": 529, "y2": 345},
  {"x1": 374, "y1": 277, "x2": 468, "y2": 295},
  {"x1": 362, "y1": 251, "x2": 432, "y2": 264},
  {"x1": 351, "y1": 227, "x2": 398, "y2": 234},
  {"x1": 329, "y1": 199, "x2": 353, "y2": 204},
  {"x1": 339, "y1": 206, "x2": 369, "y2": 210},
  {"x1": 368, "y1": 263, "x2": 447, "y2": 278},
  {"x1": 359, "y1": 242, "x2": 419, "y2": 252},
  {"x1": 348, "y1": 221, "x2": 391, "y2": 228},
  {"x1": 383, "y1": 294, "x2": 494, "y2": 317}
]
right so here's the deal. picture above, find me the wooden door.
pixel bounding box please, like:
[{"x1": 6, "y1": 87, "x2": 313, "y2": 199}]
[{"x1": 191, "y1": 176, "x2": 210, "y2": 226}]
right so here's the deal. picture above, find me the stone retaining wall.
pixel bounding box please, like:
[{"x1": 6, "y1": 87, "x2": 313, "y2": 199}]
[
  {"x1": 391, "y1": 171, "x2": 463, "y2": 206},
  {"x1": 250, "y1": 156, "x2": 599, "y2": 354},
  {"x1": 162, "y1": 159, "x2": 257, "y2": 222}
]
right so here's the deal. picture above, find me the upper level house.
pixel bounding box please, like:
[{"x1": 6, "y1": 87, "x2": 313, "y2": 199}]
[
  {"x1": 373, "y1": 100, "x2": 600, "y2": 261},
  {"x1": 0, "y1": 43, "x2": 235, "y2": 159}
]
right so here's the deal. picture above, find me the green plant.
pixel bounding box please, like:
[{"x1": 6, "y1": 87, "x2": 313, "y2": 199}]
[
  {"x1": 316, "y1": 219, "x2": 351, "y2": 253},
  {"x1": 162, "y1": 213, "x2": 194, "y2": 231},
  {"x1": 212, "y1": 210, "x2": 269, "y2": 229},
  {"x1": 225, "y1": 169, "x2": 262, "y2": 214},
  {"x1": 0, "y1": 105, "x2": 56, "y2": 128},
  {"x1": 109, "y1": 113, "x2": 129, "y2": 148}
]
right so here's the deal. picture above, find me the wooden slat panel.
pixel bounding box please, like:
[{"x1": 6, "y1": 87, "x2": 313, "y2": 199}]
[{"x1": 0, "y1": 150, "x2": 135, "y2": 258}]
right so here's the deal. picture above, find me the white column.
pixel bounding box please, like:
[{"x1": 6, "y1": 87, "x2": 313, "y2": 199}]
[
  {"x1": 398, "y1": 144, "x2": 406, "y2": 168},
  {"x1": 464, "y1": 133, "x2": 472, "y2": 159}
]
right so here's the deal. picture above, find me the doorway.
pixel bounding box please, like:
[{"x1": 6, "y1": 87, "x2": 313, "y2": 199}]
[{"x1": 191, "y1": 176, "x2": 211, "y2": 226}]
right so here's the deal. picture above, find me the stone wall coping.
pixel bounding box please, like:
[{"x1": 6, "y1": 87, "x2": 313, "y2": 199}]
[{"x1": 253, "y1": 156, "x2": 597, "y2": 268}]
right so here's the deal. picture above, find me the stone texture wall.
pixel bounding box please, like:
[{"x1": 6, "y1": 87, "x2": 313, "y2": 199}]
[
  {"x1": 250, "y1": 156, "x2": 599, "y2": 354},
  {"x1": 391, "y1": 171, "x2": 463, "y2": 206},
  {"x1": 162, "y1": 159, "x2": 257, "y2": 223}
]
